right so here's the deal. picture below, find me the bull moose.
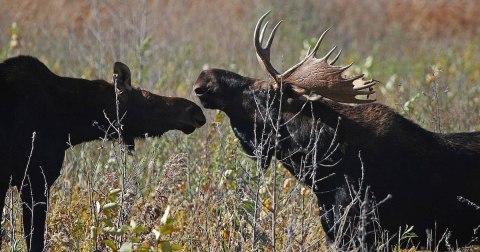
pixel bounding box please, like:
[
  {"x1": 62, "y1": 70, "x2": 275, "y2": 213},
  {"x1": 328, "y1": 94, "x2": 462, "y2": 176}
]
[
  {"x1": 0, "y1": 55, "x2": 206, "y2": 251},
  {"x1": 194, "y1": 11, "x2": 480, "y2": 250}
]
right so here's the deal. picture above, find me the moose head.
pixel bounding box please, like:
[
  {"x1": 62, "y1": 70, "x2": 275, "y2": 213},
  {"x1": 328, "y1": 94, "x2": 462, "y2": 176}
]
[
  {"x1": 108, "y1": 61, "x2": 206, "y2": 150},
  {"x1": 194, "y1": 11, "x2": 376, "y2": 111}
]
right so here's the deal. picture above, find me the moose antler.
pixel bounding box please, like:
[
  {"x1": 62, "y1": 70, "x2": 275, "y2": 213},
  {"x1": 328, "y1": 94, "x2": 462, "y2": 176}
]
[{"x1": 254, "y1": 11, "x2": 376, "y2": 103}]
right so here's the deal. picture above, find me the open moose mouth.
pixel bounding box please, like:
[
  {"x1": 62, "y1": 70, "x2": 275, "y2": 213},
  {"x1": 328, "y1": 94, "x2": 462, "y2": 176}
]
[
  {"x1": 194, "y1": 86, "x2": 219, "y2": 109},
  {"x1": 194, "y1": 86, "x2": 210, "y2": 98}
]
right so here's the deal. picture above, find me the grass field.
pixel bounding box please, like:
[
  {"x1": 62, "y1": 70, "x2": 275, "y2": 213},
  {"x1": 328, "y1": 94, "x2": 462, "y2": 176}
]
[{"x1": 1, "y1": 0, "x2": 480, "y2": 251}]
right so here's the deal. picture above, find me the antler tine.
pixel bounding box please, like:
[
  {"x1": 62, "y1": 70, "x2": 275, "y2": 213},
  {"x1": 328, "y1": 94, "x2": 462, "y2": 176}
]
[
  {"x1": 305, "y1": 46, "x2": 312, "y2": 57},
  {"x1": 254, "y1": 11, "x2": 270, "y2": 51},
  {"x1": 340, "y1": 62, "x2": 354, "y2": 72},
  {"x1": 259, "y1": 21, "x2": 269, "y2": 44},
  {"x1": 344, "y1": 73, "x2": 365, "y2": 83},
  {"x1": 329, "y1": 48, "x2": 342, "y2": 65},
  {"x1": 281, "y1": 27, "x2": 332, "y2": 80},
  {"x1": 353, "y1": 98, "x2": 377, "y2": 104},
  {"x1": 353, "y1": 79, "x2": 377, "y2": 90},
  {"x1": 254, "y1": 10, "x2": 281, "y2": 81},
  {"x1": 253, "y1": 11, "x2": 378, "y2": 104},
  {"x1": 354, "y1": 89, "x2": 375, "y2": 96},
  {"x1": 309, "y1": 28, "x2": 331, "y2": 57},
  {"x1": 266, "y1": 20, "x2": 282, "y2": 50},
  {"x1": 321, "y1": 45, "x2": 338, "y2": 62}
]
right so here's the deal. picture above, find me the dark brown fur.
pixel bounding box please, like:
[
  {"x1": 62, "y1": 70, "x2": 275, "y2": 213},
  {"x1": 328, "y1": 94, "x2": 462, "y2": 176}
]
[
  {"x1": 195, "y1": 68, "x2": 480, "y2": 250},
  {"x1": 0, "y1": 56, "x2": 206, "y2": 251}
]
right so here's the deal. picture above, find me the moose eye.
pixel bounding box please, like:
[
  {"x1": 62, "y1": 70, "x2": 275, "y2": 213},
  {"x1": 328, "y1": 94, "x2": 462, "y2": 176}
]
[{"x1": 194, "y1": 85, "x2": 209, "y2": 95}]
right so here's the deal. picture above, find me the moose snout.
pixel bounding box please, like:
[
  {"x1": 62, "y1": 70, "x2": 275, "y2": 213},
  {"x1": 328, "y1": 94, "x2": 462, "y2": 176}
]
[
  {"x1": 187, "y1": 104, "x2": 206, "y2": 128},
  {"x1": 193, "y1": 73, "x2": 212, "y2": 98}
]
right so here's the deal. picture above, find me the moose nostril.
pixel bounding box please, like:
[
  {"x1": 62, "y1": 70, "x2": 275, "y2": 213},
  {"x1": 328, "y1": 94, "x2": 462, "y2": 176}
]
[
  {"x1": 194, "y1": 86, "x2": 209, "y2": 96},
  {"x1": 193, "y1": 110, "x2": 206, "y2": 127},
  {"x1": 198, "y1": 114, "x2": 206, "y2": 125}
]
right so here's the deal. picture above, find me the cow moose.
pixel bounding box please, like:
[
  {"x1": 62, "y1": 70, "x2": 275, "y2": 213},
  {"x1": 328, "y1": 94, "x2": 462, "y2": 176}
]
[
  {"x1": 0, "y1": 55, "x2": 206, "y2": 251},
  {"x1": 194, "y1": 11, "x2": 480, "y2": 250}
]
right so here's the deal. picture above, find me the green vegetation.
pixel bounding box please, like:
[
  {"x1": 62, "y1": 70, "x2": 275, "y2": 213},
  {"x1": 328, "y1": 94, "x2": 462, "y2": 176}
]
[{"x1": 1, "y1": 1, "x2": 480, "y2": 251}]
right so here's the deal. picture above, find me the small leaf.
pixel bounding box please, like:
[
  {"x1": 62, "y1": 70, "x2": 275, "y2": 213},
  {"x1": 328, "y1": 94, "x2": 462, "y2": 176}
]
[
  {"x1": 103, "y1": 202, "x2": 119, "y2": 210},
  {"x1": 103, "y1": 227, "x2": 125, "y2": 235},
  {"x1": 109, "y1": 188, "x2": 122, "y2": 201},
  {"x1": 109, "y1": 189, "x2": 122, "y2": 198},
  {"x1": 103, "y1": 239, "x2": 117, "y2": 250},
  {"x1": 133, "y1": 225, "x2": 149, "y2": 234},
  {"x1": 120, "y1": 225, "x2": 130, "y2": 233},
  {"x1": 171, "y1": 244, "x2": 183, "y2": 251},
  {"x1": 263, "y1": 198, "x2": 271, "y2": 211},
  {"x1": 241, "y1": 199, "x2": 255, "y2": 215},
  {"x1": 96, "y1": 201, "x2": 101, "y2": 215},
  {"x1": 160, "y1": 223, "x2": 174, "y2": 235},
  {"x1": 158, "y1": 241, "x2": 172, "y2": 252},
  {"x1": 152, "y1": 229, "x2": 161, "y2": 240},
  {"x1": 130, "y1": 219, "x2": 137, "y2": 229},
  {"x1": 165, "y1": 217, "x2": 174, "y2": 226},
  {"x1": 283, "y1": 178, "x2": 294, "y2": 191},
  {"x1": 103, "y1": 217, "x2": 114, "y2": 227},
  {"x1": 89, "y1": 226, "x2": 97, "y2": 239},
  {"x1": 160, "y1": 205, "x2": 171, "y2": 224},
  {"x1": 214, "y1": 111, "x2": 225, "y2": 123},
  {"x1": 109, "y1": 188, "x2": 122, "y2": 195},
  {"x1": 224, "y1": 169, "x2": 233, "y2": 178},
  {"x1": 119, "y1": 242, "x2": 132, "y2": 252}
]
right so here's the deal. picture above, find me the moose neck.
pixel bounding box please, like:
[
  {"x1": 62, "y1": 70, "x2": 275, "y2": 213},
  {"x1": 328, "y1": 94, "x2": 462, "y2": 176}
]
[
  {"x1": 55, "y1": 76, "x2": 125, "y2": 148},
  {"x1": 229, "y1": 86, "x2": 362, "y2": 186},
  {"x1": 226, "y1": 84, "x2": 346, "y2": 172}
]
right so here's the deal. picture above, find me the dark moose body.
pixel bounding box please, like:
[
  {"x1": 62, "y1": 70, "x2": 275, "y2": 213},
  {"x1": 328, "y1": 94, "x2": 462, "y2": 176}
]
[
  {"x1": 194, "y1": 68, "x2": 480, "y2": 249},
  {"x1": 0, "y1": 55, "x2": 206, "y2": 251}
]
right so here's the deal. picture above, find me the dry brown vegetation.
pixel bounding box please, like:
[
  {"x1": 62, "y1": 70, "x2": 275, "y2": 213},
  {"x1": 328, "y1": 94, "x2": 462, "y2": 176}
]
[{"x1": 1, "y1": 0, "x2": 480, "y2": 251}]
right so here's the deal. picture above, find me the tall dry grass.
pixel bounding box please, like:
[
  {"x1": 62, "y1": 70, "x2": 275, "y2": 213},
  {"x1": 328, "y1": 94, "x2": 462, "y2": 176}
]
[{"x1": 1, "y1": 0, "x2": 480, "y2": 251}]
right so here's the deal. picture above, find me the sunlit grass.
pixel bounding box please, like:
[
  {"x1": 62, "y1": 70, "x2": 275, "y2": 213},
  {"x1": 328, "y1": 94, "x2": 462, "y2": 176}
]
[{"x1": 1, "y1": 1, "x2": 480, "y2": 251}]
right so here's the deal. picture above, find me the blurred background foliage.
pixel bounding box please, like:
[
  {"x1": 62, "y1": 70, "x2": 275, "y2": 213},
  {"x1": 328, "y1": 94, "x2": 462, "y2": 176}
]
[{"x1": 1, "y1": 0, "x2": 480, "y2": 251}]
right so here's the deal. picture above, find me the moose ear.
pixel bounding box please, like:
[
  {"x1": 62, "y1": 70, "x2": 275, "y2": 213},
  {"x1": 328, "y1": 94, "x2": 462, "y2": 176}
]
[{"x1": 113, "y1": 62, "x2": 132, "y2": 92}]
